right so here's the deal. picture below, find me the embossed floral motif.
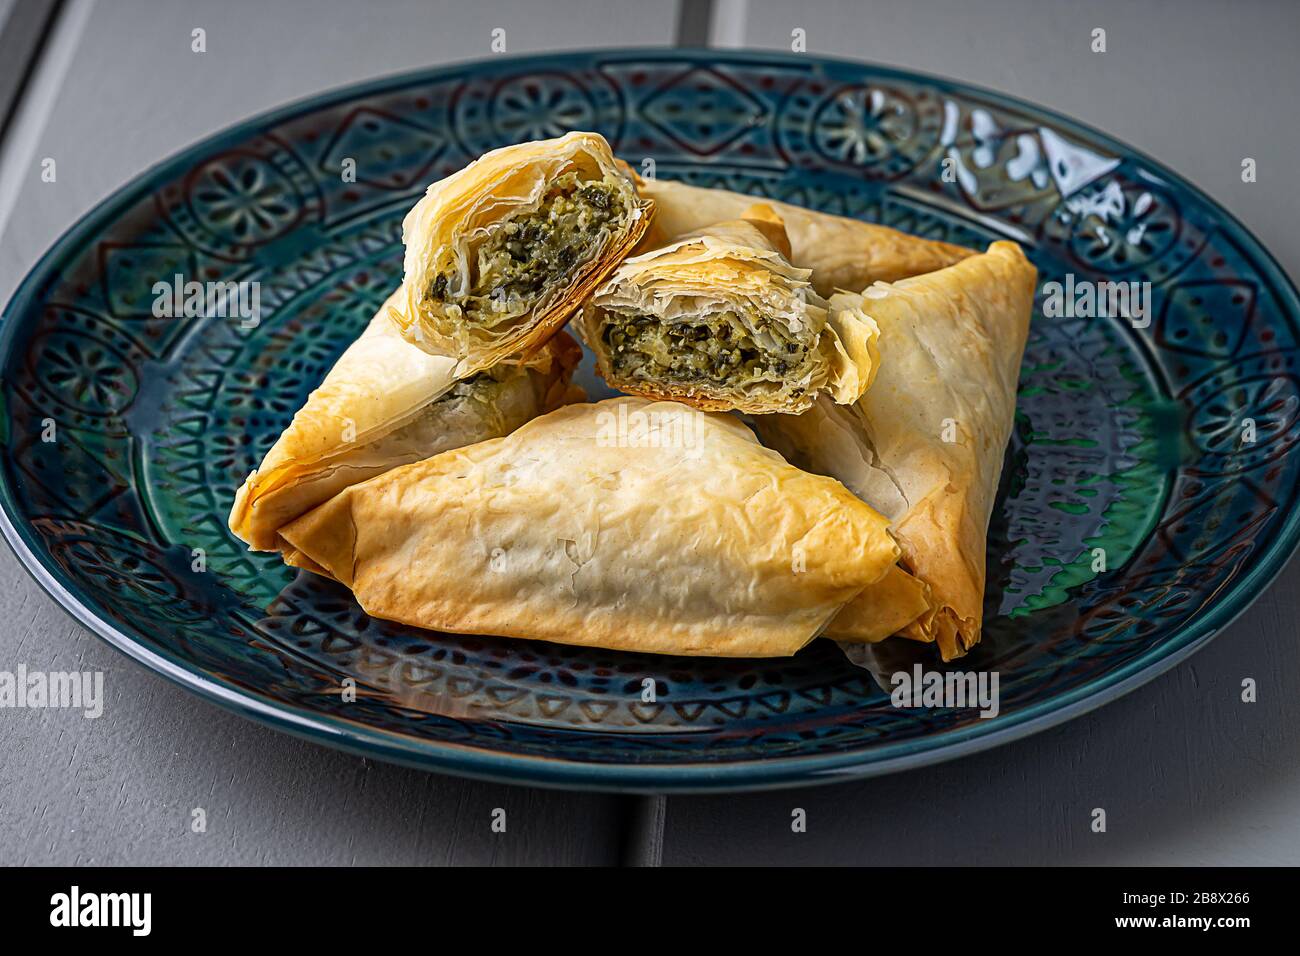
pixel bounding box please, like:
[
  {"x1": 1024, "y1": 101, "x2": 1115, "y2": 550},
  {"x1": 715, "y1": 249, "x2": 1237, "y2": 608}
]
[
  {"x1": 188, "y1": 153, "x2": 300, "y2": 245},
  {"x1": 813, "y1": 86, "x2": 915, "y2": 166},
  {"x1": 1192, "y1": 375, "x2": 1300, "y2": 453},
  {"x1": 1063, "y1": 179, "x2": 1179, "y2": 272},
  {"x1": 53, "y1": 540, "x2": 182, "y2": 606},
  {"x1": 38, "y1": 332, "x2": 138, "y2": 414},
  {"x1": 493, "y1": 74, "x2": 594, "y2": 141}
]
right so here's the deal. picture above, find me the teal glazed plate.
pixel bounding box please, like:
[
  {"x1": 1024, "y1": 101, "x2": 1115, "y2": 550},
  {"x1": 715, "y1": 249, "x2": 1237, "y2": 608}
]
[{"x1": 3, "y1": 50, "x2": 1299, "y2": 792}]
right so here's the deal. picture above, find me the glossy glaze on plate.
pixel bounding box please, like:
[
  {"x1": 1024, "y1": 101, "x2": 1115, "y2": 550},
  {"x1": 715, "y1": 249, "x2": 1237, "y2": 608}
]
[{"x1": 2, "y1": 50, "x2": 1298, "y2": 791}]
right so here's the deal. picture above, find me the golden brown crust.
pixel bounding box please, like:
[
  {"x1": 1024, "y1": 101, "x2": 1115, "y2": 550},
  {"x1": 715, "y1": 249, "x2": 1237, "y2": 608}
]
[
  {"x1": 228, "y1": 290, "x2": 583, "y2": 551},
  {"x1": 279, "y1": 397, "x2": 903, "y2": 658},
  {"x1": 633, "y1": 175, "x2": 974, "y2": 296},
  {"x1": 579, "y1": 215, "x2": 876, "y2": 415},
  {"x1": 738, "y1": 203, "x2": 794, "y2": 260},
  {"x1": 755, "y1": 241, "x2": 1037, "y2": 659},
  {"x1": 583, "y1": 375, "x2": 748, "y2": 413},
  {"x1": 392, "y1": 132, "x2": 653, "y2": 376},
  {"x1": 823, "y1": 564, "x2": 932, "y2": 643}
]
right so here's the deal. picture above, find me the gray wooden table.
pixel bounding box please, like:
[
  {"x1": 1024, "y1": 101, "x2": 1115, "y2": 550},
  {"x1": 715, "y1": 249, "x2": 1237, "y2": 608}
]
[{"x1": 1, "y1": 0, "x2": 1298, "y2": 866}]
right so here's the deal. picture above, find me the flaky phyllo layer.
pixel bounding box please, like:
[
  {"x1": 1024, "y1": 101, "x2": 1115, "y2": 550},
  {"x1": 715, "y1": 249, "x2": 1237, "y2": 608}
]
[
  {"x1": 633, "y1": 176, "x2": 974, "y2": 296},
  {"x1": 394, "y1": 132, "x2": 650, "y2": 375},
  {"x1": 754, "y1": 241, "x2": 1038, "y2": 660},
  {"x1": 425, "y1": 171, "x2": 623, "y2": 325},
  {"x1": 278, "y1": 397, "x2": 902, "y2": 658},
  {"x1": 580, "y1": 212, "x2": 878, "y2": 414},
  {"x1": 228, "y1": 292, "x2": 582, "y2": 551}
]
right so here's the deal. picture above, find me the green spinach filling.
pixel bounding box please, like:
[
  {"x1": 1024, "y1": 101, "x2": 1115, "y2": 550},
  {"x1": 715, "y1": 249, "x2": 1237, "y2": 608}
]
[
  {"x1": 601, "y1": 310, "x2": 812, "y2": 390},
  {"x1": 425, "y1": 171, "x2": 623, "y2": 325}
]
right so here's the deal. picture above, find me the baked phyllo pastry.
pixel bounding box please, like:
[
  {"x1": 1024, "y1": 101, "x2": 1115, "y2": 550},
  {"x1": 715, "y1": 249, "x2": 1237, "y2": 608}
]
[
  {"x1": 392, "y1": 131, "x2": 652, "y2": 375},
  {"x1": 634, "y1": 175, "x2": 973, "y2": 297},
  {"x1": 755, "y1": 241, "x2": 1038, "y2": 660},
  {"x1": 229, "y1": 291, "x2": 582, "y2": 552},
  {"x1": 578, "y1": 205, "x2": 878, "y2": 414},
  {"x1": 278, "y1": 397, "x2": 903, "y2": 658}
]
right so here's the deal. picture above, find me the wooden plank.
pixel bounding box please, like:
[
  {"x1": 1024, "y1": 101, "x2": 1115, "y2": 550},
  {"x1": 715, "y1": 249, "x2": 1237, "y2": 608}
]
[
  {"x1": 675, "y1": 0, "x2": 713, "y2": 46},
  {"x1": 0, "y1": 542, "x2": 628, "y2": 865},
  {"x1": 0, "y1": 0, "x2": 59, "y2": 143},
  {"x1": 736, "y1": 0, "x2": 1300, "y2": 282},
  {"x1": 0, "y1": 0, "x2": 679, "y2": 867},
  {"x1": 655, "y1": 0, "x2": 1300, "y2": 866},
  {"x1": 663, "y1": 559, "x2": 1300, "y2": 865},
  {"x1": 0, "y1": 0, "x2": 679, "y2": 300}
]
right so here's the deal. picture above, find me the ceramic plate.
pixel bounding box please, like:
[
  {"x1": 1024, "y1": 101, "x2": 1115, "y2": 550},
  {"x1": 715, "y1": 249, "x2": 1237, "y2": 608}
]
[{"x1": 3, "y1": 50, "x2": 1299, "y2": 792}]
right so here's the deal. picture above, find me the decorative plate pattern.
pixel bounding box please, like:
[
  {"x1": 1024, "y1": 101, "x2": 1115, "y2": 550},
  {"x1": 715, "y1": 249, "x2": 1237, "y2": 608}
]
[{"x1": 2, "y1": 50, "x2": 1299, "y2": 791}]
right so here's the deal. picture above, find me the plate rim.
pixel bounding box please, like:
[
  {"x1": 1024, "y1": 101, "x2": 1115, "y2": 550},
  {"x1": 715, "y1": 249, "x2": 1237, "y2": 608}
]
[{"x1": 2, "y1": 47, "x2": 1299, "y2": 793}]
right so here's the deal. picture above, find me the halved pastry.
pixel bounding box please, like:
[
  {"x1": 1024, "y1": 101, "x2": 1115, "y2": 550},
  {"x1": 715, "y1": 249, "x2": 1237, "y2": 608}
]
[
  {"x1": 754, "y1": 241, "x2": 1038, "y2": 660},
  {"x1": 279, "y1": 397, "x2": 902, "y2": 658},
  {"x1": 229, "y1": 291, "x2": 583, "y2": 551},
  {"x1": 392, "y1": 131, "x2": 652, "y2": 375},
  {"x1": 578, "y1": 206, "x2": 878, "y2": 414},
  {"x1": 634, "y1": 175, "x2": 973, "y2": 297}
]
